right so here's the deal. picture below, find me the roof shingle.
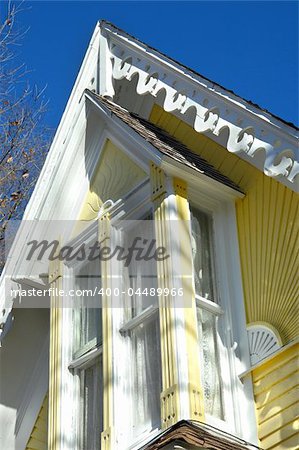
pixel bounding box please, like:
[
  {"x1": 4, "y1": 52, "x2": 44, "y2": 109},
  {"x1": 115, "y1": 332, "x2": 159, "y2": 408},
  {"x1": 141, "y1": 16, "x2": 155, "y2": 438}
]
[{"x1": 86, "y1": 90, "x2": 242, "y2": 193}]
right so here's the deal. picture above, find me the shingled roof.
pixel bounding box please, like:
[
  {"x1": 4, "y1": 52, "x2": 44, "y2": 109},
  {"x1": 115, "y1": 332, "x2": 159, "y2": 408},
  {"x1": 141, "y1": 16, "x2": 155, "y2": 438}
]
[
  {"x1": 86, "y1": 90, "x2": 242, "y2": 193},
  {"x1": 140, "y1": 420, "x2": 262, "y2": 450}
]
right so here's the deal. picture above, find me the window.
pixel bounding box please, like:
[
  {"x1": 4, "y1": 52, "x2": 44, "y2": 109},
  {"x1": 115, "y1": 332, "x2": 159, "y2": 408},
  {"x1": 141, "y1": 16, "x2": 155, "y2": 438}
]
[
  {"x1": 78, "y1": 356, "x2": 103, "y2": 450},
  {"x1": 190, "y1": 205, "x2": 227, "y2": 425},
  {"x1": 73, "y1": 260, "x2": 102, "y2": 358},
  {"x1": 119, "y1": 215, "x2": 162, "y2": 441},
  {"x1": 66, "y1": 235, "x2": 103, "y2": 450}
]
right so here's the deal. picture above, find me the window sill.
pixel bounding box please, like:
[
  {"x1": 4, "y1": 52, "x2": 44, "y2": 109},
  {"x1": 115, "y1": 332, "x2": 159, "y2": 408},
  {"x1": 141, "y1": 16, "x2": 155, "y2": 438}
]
[
  {"x1": 125, "y1": 426, "x2": 161, "y2": 450},
  {"x1": 68, "y1": 345, "x2": 102, "y2": 369}
]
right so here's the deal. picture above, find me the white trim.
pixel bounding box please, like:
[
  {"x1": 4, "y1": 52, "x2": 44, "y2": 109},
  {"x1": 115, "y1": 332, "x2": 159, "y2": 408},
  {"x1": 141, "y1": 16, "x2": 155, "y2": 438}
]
[
  {"x1": 60, "y1": 290, "x2": 77, "y2": 450},
  {"x1": 216, "y1": 201, "x2": 258, "y2": 445},
  {"x1": 60, "y1": 259, "x2": 104, "y2": 450},
  {"x1": 110, "y1": 191, "x2": 163, "y2": 447},
  {"x1": 165, "y1": 188, "x2": 191, "y2": 422},
  {"x1": 99, "y1": 31, "x2": 115, "y2": 98},
  {"x1": 86, "y1": 91, "x2": 162, "y2": 172},
  {"x1": 195, "y1": 295, "x2": 224, "y2": 316},
  {"x1": 126, "y1": 427, "x2": 161, "y2": 450},
  {"x1": 104, "y1": 21, "x2": 297, "y2": 135},
  {"x1": 162, "y1": 158, "x2": 244, "y2": 201},
  {"x1": 23, "y1": 25, "x2": 101, "y2": 222},
  {"x1": 101, "y1": 21, "x2": 299, "y2": 191},
  {"x1": 119, "y1": 304, "x2": 158, "y2": 334},
  {"x1": 185, "y1": 179, "x2": 258, "y2": 444},
  {"x1": 247, "y1": 323, "x2": 282, "y2": 366},
  {"x1": 240, "y1": 337, "x2": 299, "y2": 379},
  {"x1": 69, "y1": 345, "x2": 103, "y2": 370}
]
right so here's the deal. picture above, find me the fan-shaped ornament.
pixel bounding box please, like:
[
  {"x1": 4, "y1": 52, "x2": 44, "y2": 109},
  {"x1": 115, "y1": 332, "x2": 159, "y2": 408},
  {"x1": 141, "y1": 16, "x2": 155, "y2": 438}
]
[{"x1": 247, "y1": 323, "x2": 282, "y2": 366}]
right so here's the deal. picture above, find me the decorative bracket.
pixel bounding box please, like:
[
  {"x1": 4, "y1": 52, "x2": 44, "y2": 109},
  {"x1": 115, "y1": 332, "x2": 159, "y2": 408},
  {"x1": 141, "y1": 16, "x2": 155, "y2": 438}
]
[
  {"x1": 188, "y1": 382, "x2": 204, "y2": 420},
  {"x1": 150, "y1": 162, "x2": 167, "y2": 201},
  {"x1": 100, "y1": 22, "x2": 299, "y2": 192},
  {"x1": 161, "y1": 384, "x2": 180, "y2": 428}
]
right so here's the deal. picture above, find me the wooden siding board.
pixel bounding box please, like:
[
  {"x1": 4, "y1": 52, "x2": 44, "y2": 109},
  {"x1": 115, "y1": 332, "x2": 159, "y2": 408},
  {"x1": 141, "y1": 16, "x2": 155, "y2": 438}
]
[
  {"x1": 26, "y1": 395, "x2": 48, "y2": 450},
  {"x1": 260, "y1": 421, "x2": 299, "y2": 449},
  {"x1": 252, "y1": 345, "x2": 299, "y2": 449},
  {"x1": 259, "y1": 403, "x2": 299, "y2": 440},
  {"x1": 253, "y1": 356, "x2": 299, "y2": 396},
  {"x1": 276, "y1": 433, "x2": 299, "y2": 450},
  {"x1": 255, "y1": 373, "x2": 298, "y2": 409},
  {"x1": 26, "y1": 437, "x2": 47, "y2": 450},
  {"x1": 253, "y1": 345, "x2": 299, "y2": 381},
  {"x1": 257, "y1": 387, "x2": 299, "y2": 424},
  {"x1": 30, "y1": 427, "x2": 48, "y2": 443}
]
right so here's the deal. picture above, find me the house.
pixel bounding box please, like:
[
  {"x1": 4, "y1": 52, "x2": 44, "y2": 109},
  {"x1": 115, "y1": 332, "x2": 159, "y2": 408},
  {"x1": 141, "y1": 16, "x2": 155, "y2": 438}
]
[{"x1": 0, "y1": 21, "x2": 298, "y2": 450}]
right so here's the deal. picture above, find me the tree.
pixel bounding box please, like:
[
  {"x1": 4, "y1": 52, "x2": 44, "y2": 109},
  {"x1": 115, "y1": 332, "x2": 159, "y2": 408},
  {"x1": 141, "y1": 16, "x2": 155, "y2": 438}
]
[{"x1": 0, "y1": 2, "x2": 52, "y2": 272}]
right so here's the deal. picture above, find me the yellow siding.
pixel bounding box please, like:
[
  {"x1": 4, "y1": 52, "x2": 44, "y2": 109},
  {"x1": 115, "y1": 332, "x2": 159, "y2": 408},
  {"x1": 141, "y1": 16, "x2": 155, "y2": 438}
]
[
  {"x1": 252, "y1": 343, "x2": 299, "y2": 449},
  {"x1": 26, "y1": 395, "x2": 48, "y2": 450},
  {"x1": 236, "y1": 176, "x2": 299, "y2": 343},
  {"x1": 149, "y1": 105, "x2": 299, "y2": 344}
]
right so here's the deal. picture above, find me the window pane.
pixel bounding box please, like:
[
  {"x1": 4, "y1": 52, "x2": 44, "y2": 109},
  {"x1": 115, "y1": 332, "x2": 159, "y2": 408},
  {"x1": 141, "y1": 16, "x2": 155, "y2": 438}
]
[
  {"x1": 190, "y1": 207, "x2": 216, "y2": 301},
  {"x1": 74, "y1": 260, "x2": 102, "y2": 355},
  {"x1": 80, "y1": 357, "x2": 103, "y2": 450},
  {"x1": 130, "y1": 314, "x2": 161, "y2": 435},
  {"x1": 125, "y1": 217, "x2": 157, "y2": 316},
  {"x1": 196, "y1": 307, "x2": 224, "y2": 420},
  {"x1": 129, "y1": 253, "x2": 157, "y2": 317}
]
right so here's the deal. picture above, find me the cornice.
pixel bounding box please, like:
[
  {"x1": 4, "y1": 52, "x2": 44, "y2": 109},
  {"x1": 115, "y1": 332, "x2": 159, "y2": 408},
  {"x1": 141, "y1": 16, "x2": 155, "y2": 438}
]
[{"x1": 100, "y1": 22, "x2": 299, "y2": 192}]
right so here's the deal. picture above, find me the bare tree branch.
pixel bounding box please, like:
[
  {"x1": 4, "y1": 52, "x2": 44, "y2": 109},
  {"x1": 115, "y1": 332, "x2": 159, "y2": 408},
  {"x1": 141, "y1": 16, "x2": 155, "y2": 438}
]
[{"x1": 0, "y1": 1, "x2": 53, "y2": 272}]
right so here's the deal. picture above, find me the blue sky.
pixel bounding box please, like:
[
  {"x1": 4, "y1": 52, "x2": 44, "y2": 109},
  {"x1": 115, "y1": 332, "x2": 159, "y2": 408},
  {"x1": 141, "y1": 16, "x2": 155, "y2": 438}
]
[{"x1": 5, "y1": 1, "x2": 299, "y2": 128}]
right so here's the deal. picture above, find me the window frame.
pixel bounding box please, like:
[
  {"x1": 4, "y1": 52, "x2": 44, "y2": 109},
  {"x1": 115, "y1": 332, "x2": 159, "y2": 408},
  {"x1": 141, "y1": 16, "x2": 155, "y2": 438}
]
[
  {"x1": 185, "y1": 182, "x2": 256, "y2": 439},
  {"x1": 108, "y1": 185, "x2": 163, "y2": 447},
  {"x1": 74, "y1": 353, "x2": 103, "y2": 450},
  {"x1": 70, "y1": 256, "x2": 102, "y2": 361},
  {"x1": 189, "y1": 201, "x2": 234, "y2": 431},
  {"x1": 63, "y1": 222, "x2": 104, "y2": 450}
]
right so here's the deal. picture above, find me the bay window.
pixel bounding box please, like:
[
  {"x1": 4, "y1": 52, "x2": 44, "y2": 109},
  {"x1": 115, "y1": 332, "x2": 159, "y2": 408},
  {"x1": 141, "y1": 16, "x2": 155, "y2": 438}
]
[
  {"x1": 124, "y1": 312, "x2": 161, "y2": 436},
  {"x1": 59, "y1": 173, "x2": 254, "y2": 448},
  {"x1": 190, "y1": 203, "x2": 235, "y2": 431},
  {"x1": 73, "y1": 260, "x2": 102, "y2": 358},
  {"x1": 118, "y1": 212, "x2": 162, "y2": 442},
  {"x1": 66, "y1": 233, "x2": 103, "y2": 450},
  {"x1": 77, "y1": 356, "x2": 103, "y2": 450}
]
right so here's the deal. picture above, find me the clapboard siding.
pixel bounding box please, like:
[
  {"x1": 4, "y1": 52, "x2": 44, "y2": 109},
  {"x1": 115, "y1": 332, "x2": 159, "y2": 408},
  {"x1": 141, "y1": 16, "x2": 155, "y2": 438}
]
[
  {"x1": 252, "y1": 343, "x2": 299, "y2": 449},
  {"x1": 26, "y1": 394, "x2": 48, "y2": 450}
]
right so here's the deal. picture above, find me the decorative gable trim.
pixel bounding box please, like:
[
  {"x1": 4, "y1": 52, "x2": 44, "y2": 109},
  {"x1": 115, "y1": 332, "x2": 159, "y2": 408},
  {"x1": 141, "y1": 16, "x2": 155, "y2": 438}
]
[{"x1": 99, "y1": 22, "x2": 299, "y2": 192}]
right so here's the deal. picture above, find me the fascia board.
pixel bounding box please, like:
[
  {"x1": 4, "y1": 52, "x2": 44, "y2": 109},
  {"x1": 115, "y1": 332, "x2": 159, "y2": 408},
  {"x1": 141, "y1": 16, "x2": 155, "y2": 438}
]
[
  {"x1": 22, "y1": 24, "x2": 102, "y2": 223},
  {"x1": 0, "y1": 100, "x2": 87, "y2": 286},
  {"x1": 85, "y1": 92, "x2": 162, "y2": 171},
  {"x1": 0, "y1": 99, "x2": 89, "y2": 324},
  {"x1": 161, "y1": 157, "x2": 244, "y2": 202}
]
